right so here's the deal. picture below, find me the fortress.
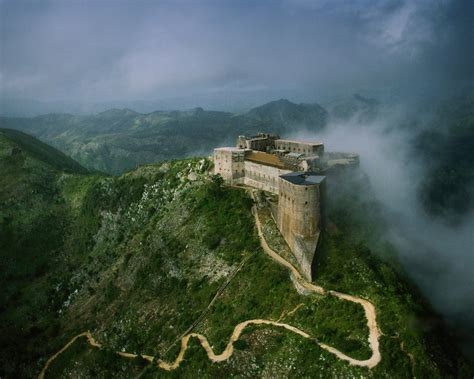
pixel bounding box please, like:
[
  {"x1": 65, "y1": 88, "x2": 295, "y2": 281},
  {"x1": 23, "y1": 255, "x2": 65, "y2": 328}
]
[{"x1": 214, "y1": 133, "x2": 358, "y2": 281}]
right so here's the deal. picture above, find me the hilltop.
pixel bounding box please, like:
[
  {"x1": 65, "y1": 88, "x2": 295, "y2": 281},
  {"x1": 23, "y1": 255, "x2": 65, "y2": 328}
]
[{"x1": 0, "y1": 131, "x2": 471, "y2": 377}]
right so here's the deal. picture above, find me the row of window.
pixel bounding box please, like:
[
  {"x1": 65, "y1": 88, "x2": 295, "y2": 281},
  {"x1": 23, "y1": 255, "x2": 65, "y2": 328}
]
[{"x1": 277, "y1": 145, "x2": 313, "y2": 154}]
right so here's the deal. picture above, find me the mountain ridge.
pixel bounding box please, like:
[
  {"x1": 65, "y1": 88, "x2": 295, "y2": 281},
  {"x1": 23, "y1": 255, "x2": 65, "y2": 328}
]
[
  {"x1": 0, "y1": 98, "x2": 328, "y2": 175},
  {"x1": 0, "y1": 127, "x2": 88, "y2": 174}
]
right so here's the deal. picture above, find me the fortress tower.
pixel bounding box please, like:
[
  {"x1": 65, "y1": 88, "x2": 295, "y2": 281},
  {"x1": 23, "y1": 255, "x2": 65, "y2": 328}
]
[
  {"x1": 213, "y1": 147, "x2": 246, "y2": 185},
  {"x1": 277, "y1": 172, "x2": 325, "y2": 281}
]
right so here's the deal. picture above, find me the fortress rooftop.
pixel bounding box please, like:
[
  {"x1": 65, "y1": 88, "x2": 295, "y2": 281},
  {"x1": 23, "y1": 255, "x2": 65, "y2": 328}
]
[
  {"x1": 246, "y1": 150, "x2": 287, "y2": 169},
  {"x1": 280, "y1": 172, "x2": 326, "y2": 185}
]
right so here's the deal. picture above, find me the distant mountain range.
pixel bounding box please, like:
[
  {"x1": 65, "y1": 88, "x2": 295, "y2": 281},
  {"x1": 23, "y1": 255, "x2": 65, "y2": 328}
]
[
  {"x1": 0, "y1": 99, "x2": 331, "y2": 174},
  {"x1": 1, "y1": 94, "x2": 472, "y2": 221},
  {"x1": 0, "y1": 90, "x2": 332, "y2": 116}
]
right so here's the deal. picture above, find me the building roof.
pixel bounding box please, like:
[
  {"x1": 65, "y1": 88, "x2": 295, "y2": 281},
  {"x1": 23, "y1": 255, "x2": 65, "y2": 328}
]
[
  {"x1": 245, "y1": 151, "x2": 288, "y2": 169},
  {"x1": 280, "y1": 171, "x2": 326, "y2": 185}
]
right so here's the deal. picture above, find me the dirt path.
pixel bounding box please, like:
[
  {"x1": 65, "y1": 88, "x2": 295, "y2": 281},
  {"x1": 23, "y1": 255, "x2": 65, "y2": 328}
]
[
  {"x1": 39, "y1": 197, "x2": 382, "y2": 377},
  {"x1": 38, "y1": 332, "x2": 102, "y2": 379},
  {"x1": 162, "y1": 254, "x2": 251, "y2": 356},
  {"x1": 251, "y1": 201, "x2": 381, "y2": 369}
]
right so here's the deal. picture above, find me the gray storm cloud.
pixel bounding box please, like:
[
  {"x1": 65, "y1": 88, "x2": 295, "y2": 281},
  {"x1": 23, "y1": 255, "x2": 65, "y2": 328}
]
[{"x1": 0, "y1": 0, "x2": 471, "y2": 103}]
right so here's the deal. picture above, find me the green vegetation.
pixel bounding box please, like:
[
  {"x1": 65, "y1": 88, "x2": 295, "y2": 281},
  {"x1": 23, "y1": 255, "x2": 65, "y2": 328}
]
[
  {"x1": 0, "y1": 130, "x2": 471, "y2": 377},
  {"x1": 0, "y1": 128, "x2": 88, "y2": 174}
]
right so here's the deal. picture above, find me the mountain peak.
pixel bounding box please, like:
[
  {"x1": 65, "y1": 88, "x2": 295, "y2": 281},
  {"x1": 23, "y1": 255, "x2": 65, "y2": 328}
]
[{"x1": 245, "y1": 99, "x2": 327, "y2": 130}]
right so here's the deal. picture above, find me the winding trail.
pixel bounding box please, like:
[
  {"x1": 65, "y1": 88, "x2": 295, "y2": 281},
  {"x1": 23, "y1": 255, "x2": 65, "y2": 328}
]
[
  {"x1": 250, "y1": 201, "x2": 381, "y2": 369},
  {"x1": 39, "y1": 198, "x2": 382, "y2": 378}
]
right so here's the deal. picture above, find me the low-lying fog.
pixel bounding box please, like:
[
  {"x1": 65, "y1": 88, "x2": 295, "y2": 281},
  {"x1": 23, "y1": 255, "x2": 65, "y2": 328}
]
[{"x1": 290, "y1": 107, "x2": 474, "y2": 357}]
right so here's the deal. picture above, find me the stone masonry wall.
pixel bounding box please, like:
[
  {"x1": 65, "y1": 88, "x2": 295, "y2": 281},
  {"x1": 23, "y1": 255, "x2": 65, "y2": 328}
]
[
  {"x1": 277, "y1": 178, "x2": 323, "y2": 280},
  {"x1": 243, "y1": 160, "x2": 292, "y2": 194},
  {"x1": 275, "y1": 140, "x2": 324, "y2": 156},
  {"x1": 213, "y1": 148, "x2": 246, "y2": 184}
]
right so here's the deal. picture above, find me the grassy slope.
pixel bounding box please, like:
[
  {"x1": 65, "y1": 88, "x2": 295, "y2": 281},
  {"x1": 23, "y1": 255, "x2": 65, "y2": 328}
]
[
  {"x1": 0, "y1": 128, "x2": 88, "y2": 174},
  {"x1": 0, "y1": 129, "x2": 95, "y2": 376},
  {"x1": 0, "y1": 131, "x2": 471, "y2": 377},
  {"x1": 0, "y1": 127, "x2": 88, "y2": 303}
]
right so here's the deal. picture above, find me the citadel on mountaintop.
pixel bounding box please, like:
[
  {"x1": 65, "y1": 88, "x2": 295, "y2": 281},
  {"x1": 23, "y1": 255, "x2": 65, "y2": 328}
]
[{"x1": 214, "y1": 133, "x2": 358, "y2": 280}]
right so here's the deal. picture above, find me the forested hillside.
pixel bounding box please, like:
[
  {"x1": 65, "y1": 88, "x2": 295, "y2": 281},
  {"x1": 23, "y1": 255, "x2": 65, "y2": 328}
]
[{"x1": 0, "y1": 130, "x2": 471, "y2": 377}]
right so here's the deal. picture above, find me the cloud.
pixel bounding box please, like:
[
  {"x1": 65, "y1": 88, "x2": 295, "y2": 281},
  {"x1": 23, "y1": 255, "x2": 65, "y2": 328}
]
[
  {"x1": 0, "y1": 0, "x2": 471, "y2": 103},
  {"x1": 288, "y1": 103, "x2": 474, "y2": 356}
]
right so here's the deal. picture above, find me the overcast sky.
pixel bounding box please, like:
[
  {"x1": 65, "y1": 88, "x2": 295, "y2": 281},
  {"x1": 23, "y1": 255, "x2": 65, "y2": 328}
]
[{"x1": 0, "y1": 0, "x2": 471, "y2": 103}]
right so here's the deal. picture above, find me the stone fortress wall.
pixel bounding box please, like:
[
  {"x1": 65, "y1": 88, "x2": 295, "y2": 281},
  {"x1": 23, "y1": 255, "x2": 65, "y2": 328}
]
[
  {"x1": 277, "y1": 173, "x2": 325, "y2": 280},
  {"x1": 213, "y1": 147, "x2": 245, "y2": 184},
  {"x1": 214, "y1": 133, "x2": 356, "y2": 281},
  {"x1": 243, "y1": 160, "x2": 292, "y2": 194},
  {"x1": 275, "y1": 139, "x2": 324, "y2": 157},
  {"x1": 237, "y1": 133, "x2": 277, "y2": 152}
]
